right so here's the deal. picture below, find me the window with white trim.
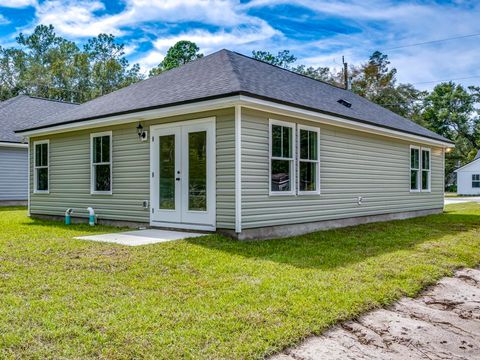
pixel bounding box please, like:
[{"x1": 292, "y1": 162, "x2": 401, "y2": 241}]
[
  {"x1": 410, "y1": 146, "x2": 431, "y2": 192},
  {"x1": 91, "y1": 132, "x2": 112, "y2": 194},
  {"x1": 472, "y1": 174, "x2": 480, "y2": 188},
  {"x1": 410, "y1": 146, "x2": 420, "y2": 191},
  {"x1": 421, "y1": 148, "x2": 431, "y2": 191},
  {"x1": 298, "y1": 125, "x2": 320, "y2": 194},
  {"x1": 270, "y1": 120, "x2": 295, "y2": 194},
  {"x1": 34, "y1": 141, "x2": 49, "y2": 193}
]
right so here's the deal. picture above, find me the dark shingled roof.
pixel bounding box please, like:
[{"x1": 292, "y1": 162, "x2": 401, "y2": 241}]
[
  {"x1": 0, "y1": 95, "x2": 78, "y2": 143},
  {"x1": 16, "y1": 49, "x2": 451, "y2": 143}
]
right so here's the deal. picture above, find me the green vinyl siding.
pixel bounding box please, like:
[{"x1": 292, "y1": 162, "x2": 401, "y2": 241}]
[
  {"x1": 29, "y1": 109, "x2": 235, "y2": 228},
  {"x1": 241, "y1": 108, "x2": 444, "y2": 229}
]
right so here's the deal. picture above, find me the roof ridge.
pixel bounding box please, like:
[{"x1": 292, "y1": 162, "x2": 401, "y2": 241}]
[
  {"x1": 26, "y1": 95, "x2": 79, "y2": 105},
  {"x1": 225, "y1": 49, "x2": 348, "y2": 91},
  {"x1": 222, "y1": 49, "x2": 245, "y2": 90}
]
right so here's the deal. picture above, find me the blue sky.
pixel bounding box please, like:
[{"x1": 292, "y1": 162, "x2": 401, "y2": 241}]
[{"x1": 0, "y1": 0, "x2": 479, "y2": 90}]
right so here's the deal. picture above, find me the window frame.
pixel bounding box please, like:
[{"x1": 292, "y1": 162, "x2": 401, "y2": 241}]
[
  {"x1": 33, "y1": 139, "x2": 49, "y2": 194},
  {"x1": 297, "y1": 124, "x2": 320, "y2": 195},
  {"x1": 90, "y1": 131, "x2": 113, "y2": 195},
  {"x1": 269, "y1": 119, "x2": 296, "y2": 196},
  {"x1": 421, "y1": 147, "x2": 431, "y2": 192},
  {"x1": 472, "y1": 174, "x2": 480, "y2": 188}
]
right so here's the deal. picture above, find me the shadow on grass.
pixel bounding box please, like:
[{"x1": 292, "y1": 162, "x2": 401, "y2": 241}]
[
  {"x1": 187, "y1": 211, "x2": 480, "y2": 270},
  {"x1": 22, "y1": 216, "x2": 125, "y2": 234}
]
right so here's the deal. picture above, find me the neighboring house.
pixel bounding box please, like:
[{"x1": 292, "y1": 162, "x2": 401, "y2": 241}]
[
  {"x1": 16, "y1": 50, "x2": 453, "y2": 239},
  {"x1": 454, "y1": 151, "x2": 480, "y2": 195},
  {"x1": 0, "y1": 95, "x2": 77, "y2": 205}
]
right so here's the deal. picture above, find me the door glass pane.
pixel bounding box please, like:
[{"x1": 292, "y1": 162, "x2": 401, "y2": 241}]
[
  {"x1": 188, "y1": 131, "x2": 207, "y2": 211},
  {"x1": 159, "y1": 135, "x2": 175, "y2": 210}
]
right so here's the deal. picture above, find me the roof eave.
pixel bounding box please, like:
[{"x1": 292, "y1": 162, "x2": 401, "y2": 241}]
[{"x1": 15, "y1": 92, "x2": 453, "y2": 148}]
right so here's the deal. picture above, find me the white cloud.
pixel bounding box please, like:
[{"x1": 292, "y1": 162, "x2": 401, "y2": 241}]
[
  {"x1": 136, "y1": 21, "x2": 279, "y2": 72},
  {"x1": 0, "y1": 0, "x2": 36, "y2": 8},
  {"x1": 0, "y1": 14, "x2": 10, "y2": 25},
  {"x1": 244, "y1": 0, "x2": 480, "y2": 89},
  {"x1": 6, "y1": 0, "x2": 480, "y2": 89},
  {"x1": 28, "y1": 0, "x2": 261, "y2": 38}
]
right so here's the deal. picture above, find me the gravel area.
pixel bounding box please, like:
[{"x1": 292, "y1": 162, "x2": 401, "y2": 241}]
[{"x1": 271, "y1": 268, "x2": 480, "y2": 360}]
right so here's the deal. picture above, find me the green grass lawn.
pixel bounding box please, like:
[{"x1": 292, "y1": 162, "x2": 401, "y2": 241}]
[{"x1": 1, "y1": 204, "x2": 480, "y2": 359}]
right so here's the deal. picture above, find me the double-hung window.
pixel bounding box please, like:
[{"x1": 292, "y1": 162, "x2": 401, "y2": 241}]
[
  {"x1": 298, "y1": 125, "x2": 320, "y2": 194},
  {"x1": 473, "y1": 174, "x2": 480, "y2": 188},
  {"x1": 410, "y1": 146, "x2": 430, "y2": 192},
  {"x1": 91, "y1": 131, "x2": 112, "y2": 194},
  {"x1": 34, "y1": 140, "x2": 49, "y2": 193},
  {"x1": 270, "y1": 120, "x2": 295, "y2": 194}
]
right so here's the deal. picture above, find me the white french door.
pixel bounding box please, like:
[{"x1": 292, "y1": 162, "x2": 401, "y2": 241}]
[{"x1": 150, "y1": 118, "x2": 216, "y2": 230}]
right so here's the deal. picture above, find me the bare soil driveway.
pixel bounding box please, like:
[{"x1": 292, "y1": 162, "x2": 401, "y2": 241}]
[{"x1": 272, "y1": 268, "x2": 480, "y2": 360}]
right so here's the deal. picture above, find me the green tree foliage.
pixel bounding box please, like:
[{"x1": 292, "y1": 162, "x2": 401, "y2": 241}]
[
  {"x1": 421, "y1": 83, "x2": 480, "y2": 178},
  {"x1": 149, "y1": 40, "x2": 203, "y2": 77},
  {"x1": 84, "y1": 34, "x2": 142, "y2": 98},
  {"x1": 350, "y1": 51, "x2": 425, "y2": 119},
  {"x1": 252, "y1": 50, "x2": 296, "y2": 69},
  {"x1": 0, "y1": 24, "x2": 143, "y2": 103},
  {"x1": 291, "y1": 64, "x2": 334, "y2": 82}
]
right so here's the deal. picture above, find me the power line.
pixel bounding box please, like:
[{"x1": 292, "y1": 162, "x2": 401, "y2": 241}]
[
  {"x1": 411, "y1": 75, "x2": 480, "y2": 85},
  {"x1": 381, "y1": 33, "x2": 480, "y2": 51}
]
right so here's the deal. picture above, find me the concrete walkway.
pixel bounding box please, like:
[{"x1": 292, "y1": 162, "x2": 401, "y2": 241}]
[
  {"x1": 272, "y1": 268, "x2": 480, "y2": 360},
  {"x1": 75, "y1": 229, "x2": 205, "y2": 246},
  {"x1": 445, "y1": 196, "x2": 480, "y2": 205}
]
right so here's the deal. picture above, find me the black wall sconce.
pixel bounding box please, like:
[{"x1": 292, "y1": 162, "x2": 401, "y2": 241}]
[{"x1": 136, "y1": 122, "x2": 148, "y2": 142}]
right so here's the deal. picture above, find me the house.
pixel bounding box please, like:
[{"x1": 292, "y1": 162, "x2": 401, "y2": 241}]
[
  {"x1": 15, "y1": 50, "x2": 453, "y2": 239},
  {"x1": 454, "y1": 150, "x2": 480, "y2": 195},
  {"x1": 0, "y1": 95, "x2": 77, "y2": 205}
]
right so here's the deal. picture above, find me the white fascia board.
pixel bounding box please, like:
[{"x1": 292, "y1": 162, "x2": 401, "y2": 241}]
[
  {"x1": 16, "y1": 96, "x2": 242, "y2": 137},
  {"x1": 238, "y1": 95, "x2": 455, "y2": 148},
  {"x1": 0, "y1": 141, "x2": 28, "y2": 148}
]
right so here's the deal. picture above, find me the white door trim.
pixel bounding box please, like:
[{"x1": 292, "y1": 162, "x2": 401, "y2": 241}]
[{"x1": 150, "y1": 117, "x2": 216, "y2": 231}]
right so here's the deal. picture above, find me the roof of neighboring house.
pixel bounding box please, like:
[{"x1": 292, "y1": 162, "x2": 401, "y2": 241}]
[
  {"x1": 15, "y1": 49, "x2": 452, "y2": 144},
  {"x1": 0, "y1": 95, "x2": 78, "y2": 143},
  {"x1": 454, "y1": 150, "x2": 480, "y2": 172},
  {"x1": 474, "y1": 150, "x2": 480, "y2": 161}
]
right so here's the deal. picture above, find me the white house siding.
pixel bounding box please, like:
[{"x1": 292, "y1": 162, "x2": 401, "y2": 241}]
[
  {"x1": 240, "y1": 108, "x2": 444, "y2": 229},
  {"x1": 0, "y1": 146, "x2": 28, "y2": 201},
  {"x1": 29, "y1": 109, "x2": 235, "y2": 228},
  {"x1": 456, "y1": 160, "x2": 480, "y2": 195}
]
